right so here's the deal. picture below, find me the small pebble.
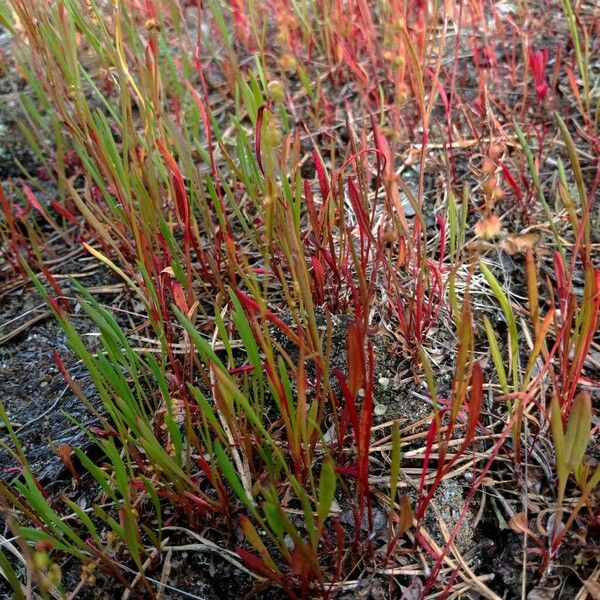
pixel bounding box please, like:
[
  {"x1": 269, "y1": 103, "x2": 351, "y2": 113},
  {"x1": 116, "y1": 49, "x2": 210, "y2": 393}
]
[
  {"x1": 374, "y1": 404, "x2": 387, "y2": 416},
  {"x1": 378, "y1": 376, "x2": 390, "y2": 390}
]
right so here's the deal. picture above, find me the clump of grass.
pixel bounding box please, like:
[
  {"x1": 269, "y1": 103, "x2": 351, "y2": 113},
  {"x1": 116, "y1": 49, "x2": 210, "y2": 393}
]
[{"x1": 0, "y1": 0, "x2": 599, "y2": 598}]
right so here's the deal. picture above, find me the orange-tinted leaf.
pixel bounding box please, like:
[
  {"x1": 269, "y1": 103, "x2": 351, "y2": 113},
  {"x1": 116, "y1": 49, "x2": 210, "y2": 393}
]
[
  {"x1": 172, "y1": 282, "x2": 189, "y2": 314},
  {"x1": 370, "y1": 114, "x2": 392, "y2": 179},
  {"x1": 58, "y1": 444, "x2": 80, "y2": 483},
  {"x1": 396, "y1": 494, "x2": 413, "y2": 535},
  {"x1": 346, "y1": 322, "x2": 365, "y2": 397},
  {"x1": 509, "y1": 512, "x2": 536, "y2": 537},
  {"x1": 241, "y1": 516, "x2": 265, "y2": 552},
  {"x1": 311, "y1": 256, "x2": 325, "y2": 303}
]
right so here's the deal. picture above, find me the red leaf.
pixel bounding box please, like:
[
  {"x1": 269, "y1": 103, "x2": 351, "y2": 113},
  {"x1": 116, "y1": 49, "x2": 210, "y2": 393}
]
[
  {"x1": 347, "y1": 178, "x2": 375, "y2": 244},
  {"x1": 156, "y1": 139, "x2": 189, "y2": 231},
  {"x1": 50, "y1": 200, "x2": 80, "y2": 226},
  {"x1": 183, "y1": 492, "x2": 213, "y2": 514},
  {"x1": 41, "y1": 265, "x2": 67, "y2": 307},
  {"x1": 436, "y1": 213, "x2": 446, "y2": 270},
  {"x1": 318, "y1": 248, "x2": 339, "y2": 278},
  {"x1": 255, "y1": 104, "x2": 270, "y2": 176},
  {"x1": 22, "y1": 183, "x2": 61, "y2": 233},
  {"x1": 22, "y1": 183, "x2": 48, "y2": 216},
  {"x1": 346, "y1": 322, "x2": 365, "y2": 397},
  {"x1": 172, "y1": 281, "x2": 189, "y2": 314},
  {"x1": 370, "y1": 114, "x2": 391, "y2": 179},
  {"x1": 228, "y1": 363, "x2": 256, "y2": 375},
  {"x1": 333, "y1": 369, "x2": 360, "y2": 442},
  {"x1": 311, "y1": 256, "x2": 325, "y2": 303},
  {"x1": 416, "y1": 416, "x2": 440, "y2": 519},
  {"x1": 335, "y1": 463, "x2": 359, "y2": 477},
  {"x1": 312, "y1": 149, "x2": 329, "y2": 200},
  {"x1": 464, "y1": 362, "x2": 483, "y2": 446},
  {"x1": 303, "y1": 179, "x2": 320, "y2": 237},
  {"x1": 234, "y1": 290, "x2": 300, "y2": 346},
  {"x1": 500, "y1": 163, "x2": 523, "y2": 203},
  {"x1": 89, "y1": 427, "x2": 119, "y2": 438},
  {"x1": 553, "y1": 251, "x2": 568, "y2": 311},
  {"x1": 528, "y1": 47, "x2": 550, "y2": 101},
  {"x1": 337, "y1": 39, "x2": 369, "y2": 88},
  {"x1": 58, "y1": 444, "x2": 81, "y2": 483},
  {"x1": 236, "y1": 548, "x2": 283, "y2": 585}
]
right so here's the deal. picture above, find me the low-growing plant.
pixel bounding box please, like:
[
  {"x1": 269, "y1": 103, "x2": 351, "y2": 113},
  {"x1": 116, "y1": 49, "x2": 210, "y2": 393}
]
[{"x1": 0, "y1": 0, "x2": 598, "y2": 597}]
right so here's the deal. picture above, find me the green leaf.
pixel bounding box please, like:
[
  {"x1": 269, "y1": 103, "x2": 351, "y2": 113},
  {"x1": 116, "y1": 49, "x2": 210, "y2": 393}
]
[
  {"x1": 550, "y1": 395, "x2": 567, "y2": 503},
  {"x1": 0, "y1": 3, "x2": 15, "y2": 33},
  {"x1": 62, "y1": 498, "x2": 102, "y2": 546},
  {"x1": 215, "y1": 441, "x2": 253, "y2": 510},
  {"x1": 229, "y1": 290, "x2": 263, "y2": 377},
  {"x1": 561, "y1": 0, "x2": 590, "y2": 113},
  {"x1": 587, "y1": 465, "x2": 600, "y2": 490},
  {"x1": 317, "y1": 458, "x2": 336, "y2": 525},
  {"x1": 0, "y1": 548, "x2": 24, "y2": 599},
  {"x1": 240, "y1": 516, "x2": 279, "y2": 574},
  {"x1": 140, "y1": 477, "x2": 162, "y2": 536},
  {"x1": 187, "y1": 384, "x2": 224, "y2": 436},
  {"x1": 74, "y1": 448, "x2": 118, "y2": 503},
  {"x1": 480, "y1": 261, "x2": 519, "y2": 391},
  {"x1": 288, "y1": 475, "x2": 317, "y2": 549},
  {"x1": 174, "y1": 307, "x2": 225, "y2": 371},
  {"x1": 483, "y1": 315, "x2": 509, "y2": 395},
  {"x1": 564, "y1": 391, "x2": 592, "y2": 473},
  {"x1": 263, "y1": 500, "x2": 285, "y2": 542},
  {"x1": 389, "y1": 422, "x2": 402, "y2": 507}
]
